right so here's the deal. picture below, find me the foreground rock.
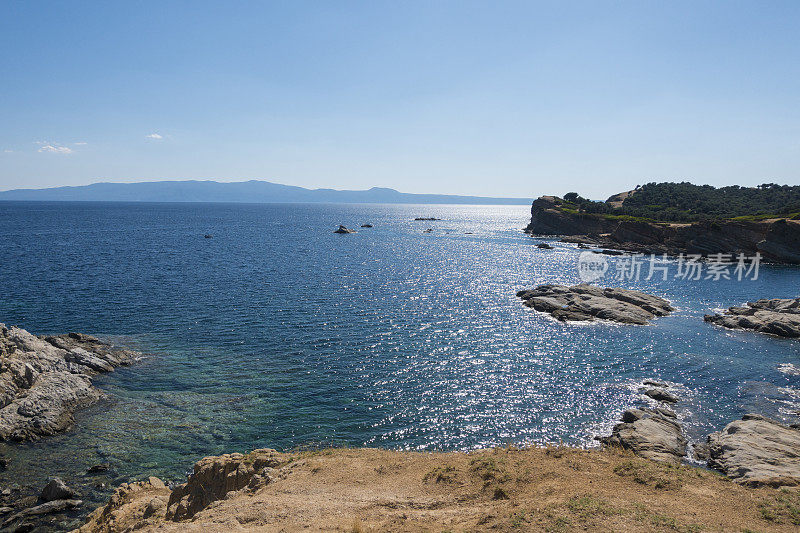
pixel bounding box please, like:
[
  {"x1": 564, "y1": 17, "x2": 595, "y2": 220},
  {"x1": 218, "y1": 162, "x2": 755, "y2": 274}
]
[
  {"x1": 600, "y1": 407, "x2": 687, "y2": 464},
  {"x1": 704, "y1": 298, "x2": 800, "y2": 338},
  {"x1": 706, "y1": 414, "x2": 800, "y2": 487},
  {"x1": 76, "y1": 446, "x2": 799, "y2": 533},
  {"x1": 516, "y1": 284, "x2": 673, "y2": 325},
  {"x1": 166, "y1": 449, "x2": 286, "y2": 520},
  {"x1": 0, "y1": 324, "x2": 139, "y2": 441}
]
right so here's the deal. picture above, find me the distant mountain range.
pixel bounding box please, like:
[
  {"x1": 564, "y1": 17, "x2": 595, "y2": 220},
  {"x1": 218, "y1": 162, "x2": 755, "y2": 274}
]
[{"x1": 0, "y1": 180, "x2": 531, "y2": 205}]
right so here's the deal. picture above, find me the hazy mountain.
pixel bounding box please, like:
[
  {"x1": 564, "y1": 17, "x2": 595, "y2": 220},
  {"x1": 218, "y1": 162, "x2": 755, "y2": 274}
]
[{"x1": 0, "y1": 180, "x2": 531, "y2": 205}]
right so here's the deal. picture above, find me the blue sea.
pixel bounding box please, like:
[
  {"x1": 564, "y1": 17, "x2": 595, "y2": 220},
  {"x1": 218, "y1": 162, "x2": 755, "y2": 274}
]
[{"x1": 1, "y1": 201, "x2": 799, "y2": 512}]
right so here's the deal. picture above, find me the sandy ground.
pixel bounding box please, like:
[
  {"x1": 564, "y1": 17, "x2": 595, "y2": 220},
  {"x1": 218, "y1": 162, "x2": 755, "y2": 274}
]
[{"x1": 77, "y1": 446, "x2": 800, "y2": 533}]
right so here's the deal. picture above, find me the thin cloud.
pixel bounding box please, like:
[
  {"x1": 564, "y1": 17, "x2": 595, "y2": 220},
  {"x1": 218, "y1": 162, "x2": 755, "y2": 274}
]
[
  {"x1": 145, "y1": 133, "x2": 163, "y2": 140},
  {"x1": 2, "y1": 149, "x2": 12, "y2": 153},
  {"x1": 38, "y1": 144, "x2": 73, "y2": 154},
  {"x1": 73, "y1": 142, "x2": 88, "y2": 145}
]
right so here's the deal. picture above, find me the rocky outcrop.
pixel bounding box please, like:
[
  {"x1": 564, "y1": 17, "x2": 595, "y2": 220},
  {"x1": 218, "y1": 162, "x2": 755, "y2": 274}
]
[
  {"x1": 525, "y1": 195, "x2": 800, "y2": 263},
  {"x1": 704, "y1": 298, "x2": 800, "y2": 338},
  {"x1": 706, "y1": 414, "x2": 800, "y2": 487},
  {"x1": 75, "y1": 478, "x2": 170, "y2": 533},
  {"x1": 526, "y1": 196, "x2": 618, "y2": 236},
  {"x1": 0, "y1": 324, "x2": 139, "y2": 441},
  {"x1": 333, "y1": 225, "x2": 356, "y2": 234},
  {"x1": 600, "y1": 407, "x2": 687, "y2": 464},
  {"x1": 516, "y1": 284, "x2": 673, "y2": 325},
  {"x1": 166, "y1": 449, "x2": 288, "y2": 521}
]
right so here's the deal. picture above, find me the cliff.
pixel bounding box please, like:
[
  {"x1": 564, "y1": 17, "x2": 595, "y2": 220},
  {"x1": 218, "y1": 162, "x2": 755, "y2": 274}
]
[{"x1": 525, "y1": 195, "x2": 800, "y2": 263}]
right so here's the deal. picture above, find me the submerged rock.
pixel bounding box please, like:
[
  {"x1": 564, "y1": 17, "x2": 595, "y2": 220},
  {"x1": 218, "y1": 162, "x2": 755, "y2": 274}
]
[
  {"x1": 600, "y1": 407, "x2": 687, "y2": 464},
  {"x1": 644, "y1": 388, "x2": 679, "y2": 404},
  {"x1": 414, "y1": 217, "x2": 441, "y2": 221},
  {"x1": 706, "y1": 414, "x2": 800, "y2": 487},
  {"x1": 40, "y1": 478, "x2": 76, "y2": 502},
  {"x1": 516, "y1": 284, "x2": 673, "y2": 325},
  {"x1": 2, "y1": 499, "x2": 82, "y2": 528},
  {"x1": 360, "y1": 223, "x2": 373, "y2": 228},
  {"x1": 333, "y1": 225, "x2": 356, "y2": 234},
  {"x1": 704, "y1": 298, "x2": 800, "y2": 338},
  {"x1": 86, "y1": 463, "x2": 110, "y2": 475},
  {"x1": 536, "y1": 242, "x2": 553, "y2": 249},
  {"x1": 0, "y1": 324, "x2": 139, "y2": 442}
]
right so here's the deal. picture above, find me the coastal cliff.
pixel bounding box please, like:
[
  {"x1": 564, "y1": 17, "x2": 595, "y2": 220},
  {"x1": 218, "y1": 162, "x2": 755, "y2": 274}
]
[{"x1": 525, "y1": 194, "x2": 800, "y2": 263}]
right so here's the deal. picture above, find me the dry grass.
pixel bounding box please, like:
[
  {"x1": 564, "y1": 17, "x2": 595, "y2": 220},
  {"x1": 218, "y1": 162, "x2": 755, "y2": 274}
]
[{"x1": 77, "y1": 445, "x2": 800, "y2": 532}]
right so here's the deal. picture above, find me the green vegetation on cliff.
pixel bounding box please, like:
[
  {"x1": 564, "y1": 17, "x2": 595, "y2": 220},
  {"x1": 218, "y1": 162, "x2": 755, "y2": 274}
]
[{"x1": 561, "y1": 182, "x2": 800, "y2": 223}]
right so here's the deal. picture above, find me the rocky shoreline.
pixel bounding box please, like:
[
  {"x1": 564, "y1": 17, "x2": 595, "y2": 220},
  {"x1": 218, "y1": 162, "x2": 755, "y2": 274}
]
[
  {"x1": 4, "y1": 306, "x2": 800, "y2": 531},
  {"x1": 0, "y1": 324, "x2": 139, "y2": 442},
  {"x1": 67, "y1": 372, "x2": 800, "y2": 531},
  {"x1": 599, "y1": 379, "x2": 800, "y2": 489},
  {"x1": 705, "y1": 298, "x2": 800, "y2": 338},
  {"x1": 0, "y1": 324, "x2": 140, "y2": 532},
  {"x1": 526, "y1": 195, "x2": 800, "y2": 263},
  {"x1": 75, "y1": 433, "x2": 800, "y2": 532}
]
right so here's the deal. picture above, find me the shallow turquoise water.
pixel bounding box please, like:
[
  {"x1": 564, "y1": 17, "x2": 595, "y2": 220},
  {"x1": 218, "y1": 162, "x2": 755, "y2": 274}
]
[{"x1": 0, "y1": 201, "x2": 799, "y2": 506}]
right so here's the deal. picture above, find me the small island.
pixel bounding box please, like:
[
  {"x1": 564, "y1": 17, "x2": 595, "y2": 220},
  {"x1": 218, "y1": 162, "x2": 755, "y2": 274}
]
[
  {"x1": 516, "y1": 284, "x2": 673, "y2": 325},
  {"x1": 705, "y1": 298, "x2": 800, "y2": 337}
]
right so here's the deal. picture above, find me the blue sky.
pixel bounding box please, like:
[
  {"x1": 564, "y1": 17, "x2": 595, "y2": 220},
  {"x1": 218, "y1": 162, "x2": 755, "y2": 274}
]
[{"x1": 1, "y1": 1, "x2": 799, "y2": 199}]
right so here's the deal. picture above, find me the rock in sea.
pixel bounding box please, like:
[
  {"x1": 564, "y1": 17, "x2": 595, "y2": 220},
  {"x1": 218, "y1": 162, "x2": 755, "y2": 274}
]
[
  {"x1": 333, "y1": 225, "x2": 356, "y2": 234},
  {"x1": 40, "y1": 478, "x2": 77, "y2": 502},
  {"x1": 516, "y1": 284, "x2": 673, "y2": 325},
  {"x1": 704, "y1": 298, "x2": 800, "y2": 338},
  {"x1": 599, "y1": 407, "x2": 686, "y2": 464},
  {"x1": 643, "y1": 388, "x2": 679, "y2": 404},
  {"x1": 705, "y1": 414, "x2": 800, "y2": 487}
]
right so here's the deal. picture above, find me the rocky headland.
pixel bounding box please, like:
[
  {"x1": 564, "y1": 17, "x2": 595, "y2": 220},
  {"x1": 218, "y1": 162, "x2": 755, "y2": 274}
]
[
  {"x1": 526, "y1": 194, "x2": 800, "y2": 263},
  {"x1": 516, "y1": 284, "x2": 673, "y2": 325},
  {"x1": 705, "y1": 298, "x2": 800, "y2": 338},
  {"x1": 0, "y1": 324, "x2": 139, "y2": 442}
]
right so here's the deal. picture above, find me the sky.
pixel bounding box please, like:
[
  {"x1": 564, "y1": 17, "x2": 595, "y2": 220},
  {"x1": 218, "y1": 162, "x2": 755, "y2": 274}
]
[{"x1": 1, "y1": 1, "x2": 799, "y2": 199}]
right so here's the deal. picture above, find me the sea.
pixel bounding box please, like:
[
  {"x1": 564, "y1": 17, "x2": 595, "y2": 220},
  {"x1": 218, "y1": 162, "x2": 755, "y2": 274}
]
[{"x1": 1, "y1": 201, "x2": 799, "y2": 523}]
